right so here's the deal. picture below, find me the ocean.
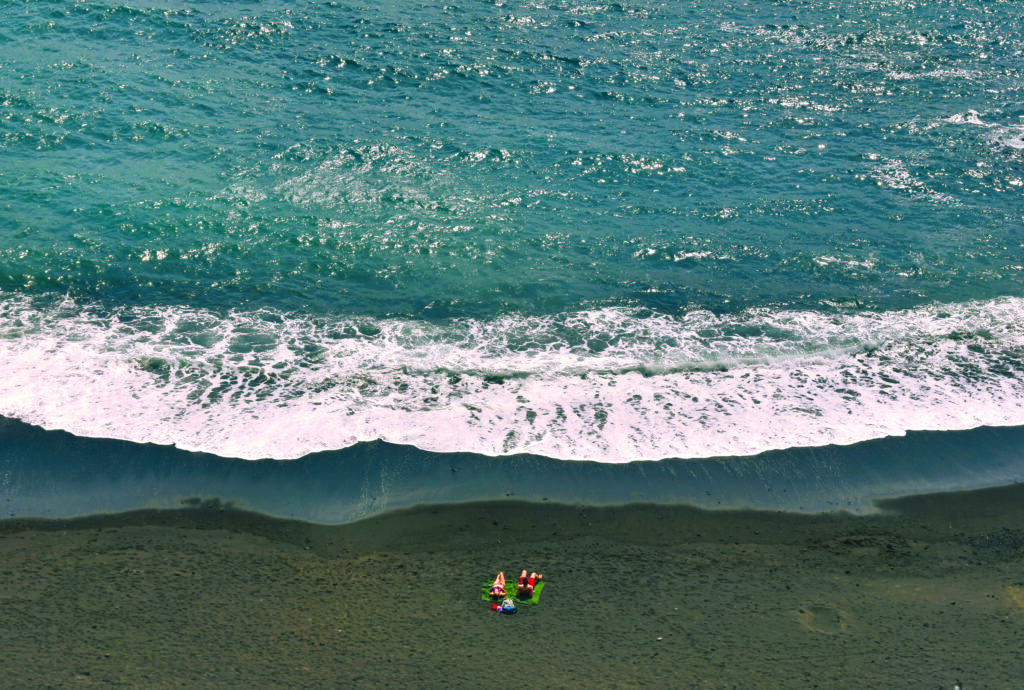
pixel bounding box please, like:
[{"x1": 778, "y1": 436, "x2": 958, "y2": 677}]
[{"x1": 2, "y1": 0, "x2": 1023, "y2": 520}]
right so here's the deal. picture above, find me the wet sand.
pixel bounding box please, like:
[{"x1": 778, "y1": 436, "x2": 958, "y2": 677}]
[{"x1": 2, "y1": 484, "x2": 1024, "y2": 688}]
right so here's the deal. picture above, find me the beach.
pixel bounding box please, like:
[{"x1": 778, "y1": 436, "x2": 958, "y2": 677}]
[
  {"x1": 3, "y1": 1, "x2": 1024, "y2": 687},
  {"x1": 3, "y1": 484, "x2": 1023, "y2": 688}
]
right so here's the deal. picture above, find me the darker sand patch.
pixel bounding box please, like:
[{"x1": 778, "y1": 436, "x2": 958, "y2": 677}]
[{"x1": 796, "y1": 605, "x2": 847, "y2": 634}]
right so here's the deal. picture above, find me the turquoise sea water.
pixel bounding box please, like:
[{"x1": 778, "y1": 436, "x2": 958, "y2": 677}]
[{"x1": 2, "y1": 0, "x2": 1023, "y2": 465}]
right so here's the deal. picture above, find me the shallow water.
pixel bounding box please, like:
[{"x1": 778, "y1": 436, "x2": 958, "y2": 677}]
[{"x1": 4, "y1": 417, "x2": 1024, "y2": 522}]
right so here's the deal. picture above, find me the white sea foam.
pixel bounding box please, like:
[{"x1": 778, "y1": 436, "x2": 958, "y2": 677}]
[
  {"x1": 1, "y1": 294, "x2": 1023, "y2": 462},
  {"x1": 871, "y1": 157, "x2": 959, "y2": 204},
  {"x1": 943, "y1": 111, "x2": 1024, "y2": 150}
]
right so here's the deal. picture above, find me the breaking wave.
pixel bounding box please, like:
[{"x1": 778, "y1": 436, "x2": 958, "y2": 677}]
[{"x1": 1, "y1": 293, "x2": 1022, "y2": 462}]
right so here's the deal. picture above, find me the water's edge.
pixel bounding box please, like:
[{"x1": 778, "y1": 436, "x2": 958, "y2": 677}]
[{"x1": 2, "y1": 415, "x2": 1023, "y2": 523}]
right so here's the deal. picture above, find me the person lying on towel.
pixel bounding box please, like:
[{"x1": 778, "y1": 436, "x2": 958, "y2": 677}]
[
  {"x1": 517, "y1": 570, "x2": 542, "y2": 598},
  {"x1": 488, "y1": 572, "x2": 507, "y2": 598}
]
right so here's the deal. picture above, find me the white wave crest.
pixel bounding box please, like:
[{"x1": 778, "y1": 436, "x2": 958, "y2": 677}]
[
  {"x1": 1, "y1": 294, "x2": 1023, "y2": 461},
  {"x1": 943, "y1": 110, "x2": 1024, "y2": 150}
]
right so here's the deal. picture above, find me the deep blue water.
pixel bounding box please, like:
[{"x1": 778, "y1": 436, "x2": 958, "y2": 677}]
[{"x1": 1, "y1": 0, "x2": 1023, "y2": 464}]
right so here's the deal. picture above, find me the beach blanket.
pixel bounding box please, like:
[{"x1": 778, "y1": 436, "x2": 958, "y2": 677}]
[{"x1": 482, "y1": 580, "x2": 545, "y2": 605}]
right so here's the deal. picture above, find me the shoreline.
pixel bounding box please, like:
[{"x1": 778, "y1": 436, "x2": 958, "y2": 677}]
[
  {"x1": 5, "y1": 415, "x2": 1024, "y2": 523},
  {"x1": 3, "y1": 483, "x2": 1024, "y2": 688},
  {"x1": 4, "y1": 416, "x2": 1024, "y2": 686}
]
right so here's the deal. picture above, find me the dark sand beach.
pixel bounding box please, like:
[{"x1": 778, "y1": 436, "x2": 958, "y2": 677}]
[{"x1": 3, "y1": 483, "x2": 1024, "y2": 688}]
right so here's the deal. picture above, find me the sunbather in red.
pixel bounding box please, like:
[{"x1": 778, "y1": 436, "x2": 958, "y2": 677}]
[{"x1": 517, "y1": 570, "x2": 542, "y2": 598}]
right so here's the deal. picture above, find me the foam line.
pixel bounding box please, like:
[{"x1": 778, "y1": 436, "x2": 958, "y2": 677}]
[{"x1": 1, "y1": 293, "x2": 1022, "y2": 461}]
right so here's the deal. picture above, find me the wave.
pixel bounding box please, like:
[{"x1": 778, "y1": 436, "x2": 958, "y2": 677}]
[{"x1": 1, "y1": 293, "x2": 1023, "y2": 462}]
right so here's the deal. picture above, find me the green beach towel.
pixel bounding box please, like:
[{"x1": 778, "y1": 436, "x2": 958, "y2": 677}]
[{"x1": 482, "y1": 579, "x2": 545, "y2": 605}]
